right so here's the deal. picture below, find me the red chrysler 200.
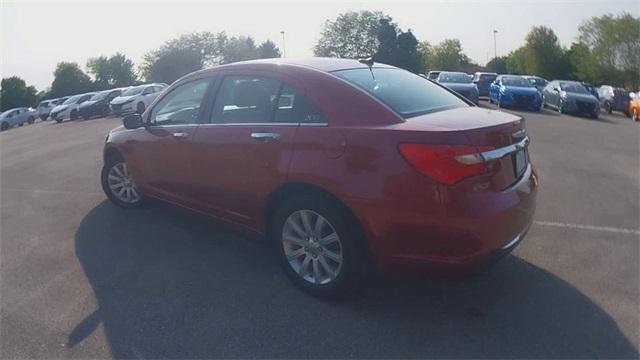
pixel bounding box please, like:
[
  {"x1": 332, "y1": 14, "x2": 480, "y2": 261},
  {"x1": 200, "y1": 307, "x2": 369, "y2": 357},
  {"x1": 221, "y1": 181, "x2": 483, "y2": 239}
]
[{"x1": 101, "y1": 58, "x2": 538, "y2": 296}]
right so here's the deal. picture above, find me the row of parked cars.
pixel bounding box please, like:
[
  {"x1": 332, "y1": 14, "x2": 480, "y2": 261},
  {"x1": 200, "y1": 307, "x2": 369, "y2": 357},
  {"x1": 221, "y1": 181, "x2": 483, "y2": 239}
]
[
  {"x1": 0, "y1": 83, "x2": 167, "y2": 131},
  {"x1": 423, "y1": 70, "x2": 639, "y2": 121}
]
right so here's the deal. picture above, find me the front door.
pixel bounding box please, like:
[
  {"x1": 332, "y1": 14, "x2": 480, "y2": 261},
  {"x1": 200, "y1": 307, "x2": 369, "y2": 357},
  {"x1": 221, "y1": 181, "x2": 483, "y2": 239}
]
[{"x1": 126, "y1": 77, "x2": 213, "y2": 205}]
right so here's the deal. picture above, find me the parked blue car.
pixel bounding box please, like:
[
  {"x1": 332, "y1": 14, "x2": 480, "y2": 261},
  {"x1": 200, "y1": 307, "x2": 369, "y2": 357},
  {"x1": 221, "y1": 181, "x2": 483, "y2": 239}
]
[{"x1": 489, "y1": 75, "x2": 542, "y2": 111}]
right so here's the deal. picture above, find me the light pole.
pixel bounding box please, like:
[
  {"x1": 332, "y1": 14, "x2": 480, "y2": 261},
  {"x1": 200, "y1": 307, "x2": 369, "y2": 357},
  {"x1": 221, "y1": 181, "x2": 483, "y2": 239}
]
[
  {"x1": 280, "y1": 31, "x2": 286, "y2": 58},
  {"x1": 493, "y1": 29, "x2": 498, "y2": 60}
]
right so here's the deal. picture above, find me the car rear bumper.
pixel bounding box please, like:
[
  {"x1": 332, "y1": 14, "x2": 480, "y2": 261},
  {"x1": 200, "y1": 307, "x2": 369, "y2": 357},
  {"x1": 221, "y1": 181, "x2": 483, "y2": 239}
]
[{"x1": 355, "y1": 164, "x2": 538, "y2": 274}]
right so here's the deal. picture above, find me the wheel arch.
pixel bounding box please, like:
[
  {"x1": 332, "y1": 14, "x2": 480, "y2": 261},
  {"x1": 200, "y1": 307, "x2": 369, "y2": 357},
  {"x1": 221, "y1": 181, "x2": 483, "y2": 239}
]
[
  {"x1": 264, "y1": 182, "x2": 369, "y2": 254},
  {"x1": 103, "y1": 145, "x2": 124, "y2": 163}
]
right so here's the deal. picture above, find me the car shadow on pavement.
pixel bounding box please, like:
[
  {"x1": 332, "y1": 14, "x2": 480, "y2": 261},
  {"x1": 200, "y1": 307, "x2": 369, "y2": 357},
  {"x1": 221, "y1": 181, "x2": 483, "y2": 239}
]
[{"x1": 72, "y1": 200, "x2": 638, "y2": 359}]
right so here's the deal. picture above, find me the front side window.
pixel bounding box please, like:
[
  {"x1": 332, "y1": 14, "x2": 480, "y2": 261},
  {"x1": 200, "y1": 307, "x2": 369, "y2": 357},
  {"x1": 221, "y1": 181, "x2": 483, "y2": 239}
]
[
  {"x1": 149, "y1": 78, "x2": 211, "y2": 125},
  {"x1": 211, "y1": 76, "x2": 281, "y2": 124},
  {"x1": 335, "y1": 68, "x2": 467, "y2": 118}
]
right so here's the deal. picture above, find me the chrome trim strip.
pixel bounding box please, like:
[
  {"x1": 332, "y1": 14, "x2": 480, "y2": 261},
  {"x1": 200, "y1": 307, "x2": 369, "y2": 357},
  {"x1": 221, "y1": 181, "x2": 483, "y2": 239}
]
[
  {"x1": 480, "y1": 136, "x2": 529, "y2": 162},
  {"x1": 501, "y1": 222, "x2": 531, "y2": 249}
]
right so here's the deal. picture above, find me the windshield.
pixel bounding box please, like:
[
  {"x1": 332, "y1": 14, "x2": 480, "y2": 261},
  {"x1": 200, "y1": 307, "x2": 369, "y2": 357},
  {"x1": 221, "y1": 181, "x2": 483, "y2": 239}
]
[
  {"x1": 560, "y1": 82, "x2": 589, "y2": 94},
  {"x1": 62, "y1": 95, "x2": 82, "y2": 105},
  {"x1": 91, "y1": 91, "x2": 110, "y2": 101},
  {"x1": 527, "y1": 78, "x2": 546, "y2": 86},
  {"x1": 38, "y1": 101, "x2": 49, "y2": 107},
  {"x1": 121, "y1": 86, "x2": 144, "y2": 96},
  {"x1": 502, "y1": 76, "x2": 532, "y2": 87},
  {"x1": 438, "y1": 73, "x2": 472, "y2": 84},
  {"x1": 334, "y1": 68, "x2": 467, "y2": 118}
]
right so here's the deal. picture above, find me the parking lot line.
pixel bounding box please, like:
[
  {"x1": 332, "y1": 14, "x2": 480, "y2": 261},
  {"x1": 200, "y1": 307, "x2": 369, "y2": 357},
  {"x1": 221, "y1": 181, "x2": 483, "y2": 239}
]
[{"x1": 535, "y1": 220, "x2": 640, "y2": 236}]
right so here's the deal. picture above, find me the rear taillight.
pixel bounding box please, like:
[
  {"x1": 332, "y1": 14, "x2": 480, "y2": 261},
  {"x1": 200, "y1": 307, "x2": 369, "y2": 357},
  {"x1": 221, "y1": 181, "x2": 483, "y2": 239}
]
[{"x1": 398, "y1": 144, "x2": 492, "y2": 185}]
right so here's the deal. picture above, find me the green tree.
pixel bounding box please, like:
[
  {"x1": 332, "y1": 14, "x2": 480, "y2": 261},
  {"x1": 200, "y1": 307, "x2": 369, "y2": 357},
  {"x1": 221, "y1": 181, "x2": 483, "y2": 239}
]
[
  {"x1": 431, "y1": 39, "x2": 471, "y2": 71},
  {"x1": 141, "y1": 31, "x2": 228, "y2": 83},
  {"x1": 222, "y1": 36, "x2": 259, "y2": 64},
  {"x1": 314, "y1": 10, "x2": 393, "y2": 58},
  {"x1": 523, "y1": 26, "x2": 568, "y2": 79},
  {"x1": 374, "y1": 18, "x2": 398, "y2": 65},
  {"x1": 87, "y1": 53, "x2": 137, "y2": 89},
  {"x1": 418, "y1": 41, "x2": 434, "y2": 72},
  {"x1": 486, "y1": 56, "x2": 508, "y2": 74},
  {"x1": 506, "y1": 47, "x2": 526, "y2": 74},
  {"x1": 395, "y1": 30, "x2": 423, "y2": 73},
  {"x1": 0, "y1": 77, "x2": 38, "y2": 111},
  {"x1": 257, "y1": 40, "x2": 281, "y2": 59},
  {"x1": 49, "y1": 62, "x2": 92, "y2": 98},
  {"x1": 578, "y1": 13, "x2": 640, "y2": 88}
]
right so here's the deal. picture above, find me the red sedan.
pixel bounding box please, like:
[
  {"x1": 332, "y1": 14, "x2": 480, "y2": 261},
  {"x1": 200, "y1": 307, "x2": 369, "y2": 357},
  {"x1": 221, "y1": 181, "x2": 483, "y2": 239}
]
[{"x1": 101, "y1": 58, "x2": 538, "y2": 296}]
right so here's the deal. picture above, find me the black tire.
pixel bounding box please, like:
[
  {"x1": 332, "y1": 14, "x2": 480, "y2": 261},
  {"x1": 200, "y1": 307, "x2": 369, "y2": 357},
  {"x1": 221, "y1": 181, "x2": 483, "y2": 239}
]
[
  {"x1": 136, "y1": 102, "x2": 145, "y2": 114},
  {"x1": 70, "y1": 110, "x2": 78, "y2": 120},
  {"x1": 271, "y1": 193, "x2": 365, "y2": 297},
  {"x1": 55, "y1": 118, "x2": 63, "y2": 123},
  {"x1": 605, "y1": 102, "x2": 612, "y2": 114},
  {"x1": 40, "y1": 115, "x2": 48, "y2": 121},
  {"x1": 18, "y1": 123, "x2": 24, "y2": 127},
  {"x1": 0, "y1": 122, "x2": 8, "y2": 131},
  {"x1": 27, "y1": 116, "x2": 35, "y2": 124},
  {"x1": 101, "y1": 152, "x2": 144, "y2": 208},
  {"x1": 83, "y1": 115, "x2": 91, "y2": 120},
  {"x1": 590, "y1": 111, "x2": 599, "y2": 119}
]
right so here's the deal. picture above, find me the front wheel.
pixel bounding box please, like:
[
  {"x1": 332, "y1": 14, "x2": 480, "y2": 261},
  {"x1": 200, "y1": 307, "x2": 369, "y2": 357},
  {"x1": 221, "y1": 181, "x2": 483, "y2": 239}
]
[
  {"x1": 70, "y1": 110, "x2": 78, "y2": 120},
  {"x1": 40, "y1": 115, "x2": 48, "y2": 121},
  {"x1": 27, "y1": 116, "x2": 35, "y2": 124},
  {"x1": 0, "y1": 122, "x2": 8, "y2": 131},
  {"x1": 101, "y1": 155, "x2": 144, "y2": 208},
  {"x1": 273, "y1": 196, "x2": 364, "y2": 297},
  {"x1": 590, "y1": 111, "x2": 599, "y2": 119}
]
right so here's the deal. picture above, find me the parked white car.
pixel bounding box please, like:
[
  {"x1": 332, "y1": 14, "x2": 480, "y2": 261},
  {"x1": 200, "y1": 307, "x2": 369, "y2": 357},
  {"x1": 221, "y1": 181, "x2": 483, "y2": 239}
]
[
  {"x1": 110, "y1": 83, "x2": 167, "y2": 115},
  {"x1": 36, "y1": 97, "x2": 68, "y2": 121},
  {"x1": 50, "y1": 93, "x2": 96, "y2": 123},
  {"x1": 0, "y1": 107, "x2": 38, "y2": 131}
]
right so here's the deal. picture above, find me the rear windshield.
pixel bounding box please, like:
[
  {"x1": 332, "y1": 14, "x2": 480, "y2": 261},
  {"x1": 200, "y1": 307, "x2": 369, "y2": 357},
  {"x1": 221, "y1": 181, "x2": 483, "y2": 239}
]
[
  {"x1": 560, "y1": 82, "x2": 589, "y2": 94},
  {"x1": 334, "y1": 68, "x2": 467, "y2": 118},
  {"x1": 502, "y1": 76, "x2": 532, "y2": 87},
  {"x1": 479, "y1": 74, "x2": 497, "y2": 81}
]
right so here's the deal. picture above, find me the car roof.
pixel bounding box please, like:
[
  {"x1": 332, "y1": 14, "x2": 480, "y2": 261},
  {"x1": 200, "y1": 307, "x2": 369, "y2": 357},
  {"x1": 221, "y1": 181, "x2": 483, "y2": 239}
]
[
  {"x1": 475, "y1": 72, "x2": 497, "y2": 75},
  {"x1": 191, "y1": 57, "x2": 396, "y2": 76}
]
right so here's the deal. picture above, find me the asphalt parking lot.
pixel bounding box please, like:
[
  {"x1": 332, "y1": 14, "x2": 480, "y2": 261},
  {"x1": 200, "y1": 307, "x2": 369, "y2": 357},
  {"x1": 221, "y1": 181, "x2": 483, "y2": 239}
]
[{"x1": 1, "y1": 104, "x2": 638, "y2": 358}]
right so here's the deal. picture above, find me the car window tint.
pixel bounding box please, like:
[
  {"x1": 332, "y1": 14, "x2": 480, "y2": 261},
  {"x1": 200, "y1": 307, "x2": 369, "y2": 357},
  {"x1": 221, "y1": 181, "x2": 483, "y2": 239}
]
[
  {"x1": 150, "y1": 78, "x2": 211, "y2": 125},
  {"x1": 274, "y1": 84, "x2": 326, "y2": 124},
  {"x1": 211, "y1": 76, "x2": 281, "y2": 124}
]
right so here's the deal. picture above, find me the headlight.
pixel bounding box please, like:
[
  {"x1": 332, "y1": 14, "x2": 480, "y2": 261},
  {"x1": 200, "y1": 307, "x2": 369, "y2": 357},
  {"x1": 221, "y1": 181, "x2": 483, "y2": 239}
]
[{"x1": 560, "y1": 90, "x2": 567, "y2": 99}]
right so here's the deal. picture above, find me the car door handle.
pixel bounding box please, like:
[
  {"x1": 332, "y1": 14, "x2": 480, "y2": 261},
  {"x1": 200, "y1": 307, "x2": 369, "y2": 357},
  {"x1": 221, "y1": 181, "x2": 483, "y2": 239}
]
[
  {"x1": 172, "y1": 132, "x2": 189, "y2": 139},
  {"x1": 250, "y1": 132, "x2": 280, "y2": 142}
]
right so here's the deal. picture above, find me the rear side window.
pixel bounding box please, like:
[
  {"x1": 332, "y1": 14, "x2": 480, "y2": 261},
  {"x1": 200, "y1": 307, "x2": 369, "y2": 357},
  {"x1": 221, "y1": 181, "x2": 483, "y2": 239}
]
[
  {"x1": 274, "y1": 84, "x2": 326, "y2": 124},
  {"x1": 334, "y1": 68, "x2": 467, "y2": 118}
]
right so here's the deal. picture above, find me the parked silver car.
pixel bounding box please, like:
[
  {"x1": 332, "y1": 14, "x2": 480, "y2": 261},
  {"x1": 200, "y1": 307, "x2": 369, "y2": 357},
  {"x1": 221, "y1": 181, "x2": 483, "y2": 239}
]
[
  {"x1": 0, "y1": 107, "x2": 38, "y2": 131},
  {"x1": 36, "y1": 97, "x2": 67, "y2": 121}
]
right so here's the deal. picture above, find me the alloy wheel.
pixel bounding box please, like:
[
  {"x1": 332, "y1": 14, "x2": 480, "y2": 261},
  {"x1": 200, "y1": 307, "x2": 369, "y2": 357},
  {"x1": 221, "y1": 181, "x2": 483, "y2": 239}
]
[
  {"x1": 282, "y1": 210, "x2": 343, "y2": 285},
  {"x1": 107, "y1": 162, "x2": 141, "y2": 204}
]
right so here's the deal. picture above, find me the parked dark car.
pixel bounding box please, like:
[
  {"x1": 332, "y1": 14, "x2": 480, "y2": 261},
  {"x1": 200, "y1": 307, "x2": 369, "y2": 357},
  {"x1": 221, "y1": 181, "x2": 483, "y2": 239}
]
[
  {"x1": 78, "y1": 89, "x2": 123, "y2": 119},
  {"x1": 101, "y1": 58, "x2": 537, "y2": 296},
  {"x1": 598, "y1": 85, "x2": 631, "y2": 116},
  {"x1": 436, "y1": 71, "x2": 479, "y2": 104},
  {"x1": 581, "y1": 82, "x2": 599, "y2": 99},
  {"x1": 489, "y1": 75, "x2": 542, "y2": 111},
  {"x1": 473, "y1": 72, "x2": 498, "y2": 97},
  {"x1": 543, "y1": 80, "x2": 599, "y2": 118}
]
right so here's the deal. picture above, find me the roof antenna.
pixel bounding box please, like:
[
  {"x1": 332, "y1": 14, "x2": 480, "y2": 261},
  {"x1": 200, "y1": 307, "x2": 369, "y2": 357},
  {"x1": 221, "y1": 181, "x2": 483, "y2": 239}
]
[{"x1": 359, "y1": 57, "x2": 375, "y2": 80}]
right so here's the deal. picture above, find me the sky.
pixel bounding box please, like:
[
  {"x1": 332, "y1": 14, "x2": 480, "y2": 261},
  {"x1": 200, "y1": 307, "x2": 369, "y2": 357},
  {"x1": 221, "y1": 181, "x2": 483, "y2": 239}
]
[{"x1": 2, "y1": 0, "x2": 638, "y2": 91}]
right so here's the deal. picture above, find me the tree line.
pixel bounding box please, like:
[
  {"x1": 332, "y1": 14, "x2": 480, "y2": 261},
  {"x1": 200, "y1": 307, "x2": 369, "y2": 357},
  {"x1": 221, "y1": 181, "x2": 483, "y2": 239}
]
[{"x1": 1, "y1": 11, "x2": 638, "y2": 111}]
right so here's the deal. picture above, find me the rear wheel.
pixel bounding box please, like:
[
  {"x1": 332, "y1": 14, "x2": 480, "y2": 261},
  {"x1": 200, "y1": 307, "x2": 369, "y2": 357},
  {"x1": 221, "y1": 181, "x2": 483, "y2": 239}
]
[
  {"x1": 101, "y1": 154, "x2": 144, "y2": 208},
  {"x1": 70, "y1": 110, "x2": 78, "y2": 120},
  {"x1": 55, "y1": 118, "x2": 63, "y2": 123},
  {"x1": 40, "y1": 115, "x2": 48, "y2": 121},
  {"x1": 272, "y1": 195, "x2": 364, "y2": 297},
  {"x1": 27, "y1": 116, "x2": 35, "y2": 124},
  {"x1": 136, "y1": 102, "x2": 145, "y2": 114},
  {"x1": 1, "y1": 122, "x2": 8, "y2": 131},
  {"x1": 590, "y1": 111, "x2": 599, "y2": 119}
]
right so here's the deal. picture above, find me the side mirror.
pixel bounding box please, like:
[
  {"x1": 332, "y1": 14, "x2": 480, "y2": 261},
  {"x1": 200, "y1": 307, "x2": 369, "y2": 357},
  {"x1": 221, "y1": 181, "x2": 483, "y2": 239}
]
[{"x1": 123, "y1": 114, "x2": 143, "y2": 129}]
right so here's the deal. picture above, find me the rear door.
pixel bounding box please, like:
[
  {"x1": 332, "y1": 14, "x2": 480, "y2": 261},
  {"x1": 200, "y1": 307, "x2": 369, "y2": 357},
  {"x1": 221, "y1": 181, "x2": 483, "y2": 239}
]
[{"x1": 189, "y1": 72, "x2": 319, "y2": 230}]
